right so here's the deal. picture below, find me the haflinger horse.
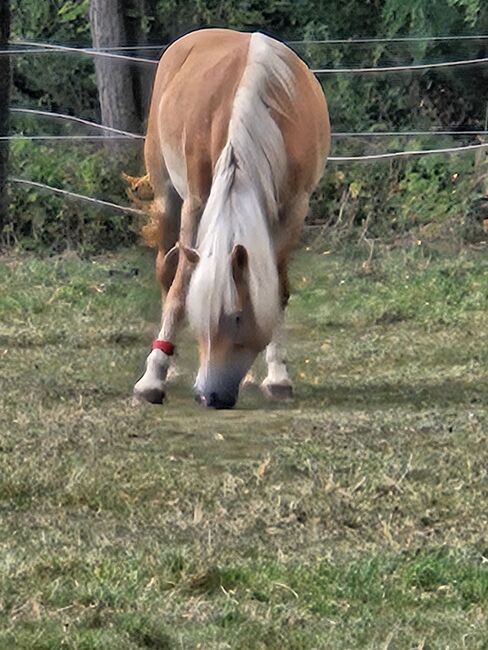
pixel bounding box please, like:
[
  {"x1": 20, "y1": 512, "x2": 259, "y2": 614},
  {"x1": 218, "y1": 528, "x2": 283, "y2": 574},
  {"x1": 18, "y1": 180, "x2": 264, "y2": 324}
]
[{"x1": 133, "y1": 28, "x2": 330, "y2": 409}]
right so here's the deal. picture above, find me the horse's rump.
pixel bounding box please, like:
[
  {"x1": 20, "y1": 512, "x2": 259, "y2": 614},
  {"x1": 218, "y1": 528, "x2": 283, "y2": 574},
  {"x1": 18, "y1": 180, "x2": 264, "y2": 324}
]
[{"x1": 146, "y1": 28, "x2": 330, "y2": 207}]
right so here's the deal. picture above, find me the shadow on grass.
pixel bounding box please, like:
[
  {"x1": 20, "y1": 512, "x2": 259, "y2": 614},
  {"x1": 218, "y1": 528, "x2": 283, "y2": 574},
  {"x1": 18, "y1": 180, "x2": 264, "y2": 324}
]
[
  {"x1": 16, "y1": 376, "x2": 487, "y2": 413},
  {"x1": 299, "y1": 378, "x2": 487, "y2": 410}
]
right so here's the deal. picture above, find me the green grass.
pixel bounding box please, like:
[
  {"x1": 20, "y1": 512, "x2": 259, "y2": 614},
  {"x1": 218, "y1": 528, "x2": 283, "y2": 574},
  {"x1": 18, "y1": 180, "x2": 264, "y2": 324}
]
[{"x1": 1, "y1": 243, "x2": 488, "y2": 649}]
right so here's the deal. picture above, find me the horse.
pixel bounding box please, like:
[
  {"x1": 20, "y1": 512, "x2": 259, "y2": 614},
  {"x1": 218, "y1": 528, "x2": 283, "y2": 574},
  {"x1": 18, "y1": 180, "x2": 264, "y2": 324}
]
[{"x1": 133, "y1": 28, "x2": 330, "y2": 409}]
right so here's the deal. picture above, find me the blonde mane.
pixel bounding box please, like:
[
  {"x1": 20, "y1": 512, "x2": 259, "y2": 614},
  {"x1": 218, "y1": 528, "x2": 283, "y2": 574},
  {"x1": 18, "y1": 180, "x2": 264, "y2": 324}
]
[{"x1": 186, "y1": 33, "x2": 294, "y2": 340}]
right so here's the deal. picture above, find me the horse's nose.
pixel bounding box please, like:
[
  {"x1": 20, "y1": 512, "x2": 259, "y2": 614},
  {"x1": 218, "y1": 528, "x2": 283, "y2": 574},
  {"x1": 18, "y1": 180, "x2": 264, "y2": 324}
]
[
  {"x1": 194, "y1": 387, "x2": 237, "y2": 409},
  {"x1": 207, "y1": 391, "x2": 236, "y2": 409},
  {"x1": 209, "y1": 393, "x2": 236, "y2": 409}
]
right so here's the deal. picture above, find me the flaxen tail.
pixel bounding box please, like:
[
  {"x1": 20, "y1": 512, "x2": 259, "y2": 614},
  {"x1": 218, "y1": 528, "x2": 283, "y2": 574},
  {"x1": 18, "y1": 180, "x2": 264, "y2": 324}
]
[{"x1": 122, "y1": 172, "x2": 161, "y2": 247}]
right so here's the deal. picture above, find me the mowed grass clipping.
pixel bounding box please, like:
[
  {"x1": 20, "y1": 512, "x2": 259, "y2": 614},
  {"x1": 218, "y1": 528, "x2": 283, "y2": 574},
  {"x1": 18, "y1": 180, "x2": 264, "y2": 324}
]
[{"x1": 1, "y1": 244, "x2": 488, "y2": 649}]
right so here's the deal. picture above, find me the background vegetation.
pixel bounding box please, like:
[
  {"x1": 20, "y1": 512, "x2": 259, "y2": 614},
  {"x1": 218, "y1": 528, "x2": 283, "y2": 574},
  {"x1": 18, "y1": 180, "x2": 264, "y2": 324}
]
[{"x1": 3, "y1": 0, "x2": 488, "y2": 251}]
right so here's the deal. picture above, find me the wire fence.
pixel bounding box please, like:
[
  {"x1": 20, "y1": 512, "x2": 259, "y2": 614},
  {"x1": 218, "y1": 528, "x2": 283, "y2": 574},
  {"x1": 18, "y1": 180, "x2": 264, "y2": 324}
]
[
  {"x1": 6, "y1": 33, "x2": 488, "y2": 53},
  {"x1": 5, "y1": 133, "x2": 488, "y2": 143},
  {"x1": 3, "y1": 135, "x2": 141, "y2": 141},
  {"x1": 11, "y1": 107, "x2": 488, "y2": 141},
  {"x1": 5, "y1": 36, "x2": 488, "y2": 217},
  {"x1": 328, "y1": 142, "x2": 488, "y2": 162},
  {"x1": 10, "y1": 177, "x2": 145, "y2": 216},
  {"x1": 9, "y1": 138, "x2": 488, "y2": 217},
  {"x1": 313, "y1": 56, "x2": 488, "y2": 74},
  {"x1": 11, "y1": 107, "x2": 146, "y2": 139},
  {"x1": 8, "y1": 39, "x2": 488, "y2": 73},
  {"x1": 13, "y1": 40, "x2": 158, "y2": 65}
]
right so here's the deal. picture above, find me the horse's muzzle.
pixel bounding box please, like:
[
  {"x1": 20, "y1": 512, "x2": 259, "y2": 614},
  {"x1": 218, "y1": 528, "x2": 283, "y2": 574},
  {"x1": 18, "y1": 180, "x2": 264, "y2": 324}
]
[{"x1": 194, "y1": 390, "x2": 237, "y2": 409}]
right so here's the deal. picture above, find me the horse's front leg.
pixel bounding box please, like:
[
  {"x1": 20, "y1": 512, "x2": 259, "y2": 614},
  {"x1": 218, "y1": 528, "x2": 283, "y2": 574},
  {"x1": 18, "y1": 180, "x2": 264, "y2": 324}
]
[
  {"x1": 260, "y1": 254, "x2": 293, "y2": 400},
  {"x1": 132, "y1": 271, "x2": 187, "y2": 404},
  {"x1": 133, "y1": 198, "x2": 201, "y2": 404}
]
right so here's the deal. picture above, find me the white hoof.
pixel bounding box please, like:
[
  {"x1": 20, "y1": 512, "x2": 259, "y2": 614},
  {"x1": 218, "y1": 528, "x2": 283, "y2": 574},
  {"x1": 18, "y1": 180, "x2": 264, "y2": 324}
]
[
  {"x1": 133, "y1": 348, "x2": 170, "y2": 405},
  {"x1": 260, "y1": 379, "x2": 294, "y2": 401},
  {"x1": 133, "y1": 377, "x2": 165, "y2": 405}
]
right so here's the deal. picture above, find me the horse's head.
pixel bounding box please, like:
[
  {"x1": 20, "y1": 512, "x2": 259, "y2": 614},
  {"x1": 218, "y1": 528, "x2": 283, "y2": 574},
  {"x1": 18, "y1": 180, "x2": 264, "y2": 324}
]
[{"x1": 185, "y1": 243, "x2": 279, "y2": 408}]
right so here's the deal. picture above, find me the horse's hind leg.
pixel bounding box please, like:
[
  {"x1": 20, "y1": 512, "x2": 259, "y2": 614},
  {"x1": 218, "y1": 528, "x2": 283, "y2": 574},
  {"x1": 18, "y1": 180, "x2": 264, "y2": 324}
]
[
  {"x1": 261, "y1": 193, "x2": 312, "y2": 400},
  {"x1": 147, "y1": 184, "x2": 182, "y2": 292},
  {"x1": 261, "y1": 323, "x2": 293, "y2": 400}
]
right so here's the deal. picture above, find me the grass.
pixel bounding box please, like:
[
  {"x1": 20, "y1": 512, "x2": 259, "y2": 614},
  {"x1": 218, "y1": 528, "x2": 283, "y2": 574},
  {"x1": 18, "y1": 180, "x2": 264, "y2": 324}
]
[{"x1": 1, "y1": 241, "x2": 488, "y2": 649}]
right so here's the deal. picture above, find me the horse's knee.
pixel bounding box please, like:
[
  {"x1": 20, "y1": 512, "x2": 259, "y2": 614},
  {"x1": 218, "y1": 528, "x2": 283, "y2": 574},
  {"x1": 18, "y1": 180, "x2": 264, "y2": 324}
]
[{"x1": 156, "y1": 244, "x2": 181, "y2": 291}]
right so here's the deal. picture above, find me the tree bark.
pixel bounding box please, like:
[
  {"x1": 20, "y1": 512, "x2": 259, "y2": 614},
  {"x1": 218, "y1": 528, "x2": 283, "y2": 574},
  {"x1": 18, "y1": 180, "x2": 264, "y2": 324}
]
[
  {"x1": 0, "y1": 0, "x2": 10, "y2": 237},
  {"x1": 89, "y1": 0, "x2": 141, "y2": 153},
  {"x1": 124, "y1": 0, "x2": 153, "y2": 124}
]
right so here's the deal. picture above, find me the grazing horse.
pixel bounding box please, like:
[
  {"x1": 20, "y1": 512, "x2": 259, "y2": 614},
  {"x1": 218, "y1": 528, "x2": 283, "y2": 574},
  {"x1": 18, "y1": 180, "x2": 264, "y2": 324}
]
[{"x1": 134, "y1": 28, "x2": 330, "y2": 408}]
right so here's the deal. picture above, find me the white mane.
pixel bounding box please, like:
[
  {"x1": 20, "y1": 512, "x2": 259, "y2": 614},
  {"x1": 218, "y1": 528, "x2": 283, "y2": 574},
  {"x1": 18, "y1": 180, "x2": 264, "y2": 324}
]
[{"x1": 186, "y1": 33, "x2": 294, "y2": 339}]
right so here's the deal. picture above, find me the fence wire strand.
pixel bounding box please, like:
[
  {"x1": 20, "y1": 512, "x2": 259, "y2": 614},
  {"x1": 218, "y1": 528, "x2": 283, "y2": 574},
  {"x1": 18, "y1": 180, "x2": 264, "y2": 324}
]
[
  {"x1": 14, "y1": 40, "x2": 157, "y2": 64},
  {"x1": 10, "y1": 177, "x2": 145, "y2": 216},
  {"x1": 7, "y1": 34, "x2": 488, "y2": 53},
  {"x1": 2, "y1": 135, "x2": 143, "y2": 141},
  {"x1": 313, "y1": 55, "x2": 488, "y2": 74},
  {"x1": 9, "y1": 39, "x2": 488, "y2": 73},
  {"x1": 334, "y1": 130, "x2": 488, "y2": 137},
  {"x1": 329, "y1": 141, "x2": 488, "y2": 162},
  {"x1": 11, "y1": 107, "x2": 145, "y2": 139}
]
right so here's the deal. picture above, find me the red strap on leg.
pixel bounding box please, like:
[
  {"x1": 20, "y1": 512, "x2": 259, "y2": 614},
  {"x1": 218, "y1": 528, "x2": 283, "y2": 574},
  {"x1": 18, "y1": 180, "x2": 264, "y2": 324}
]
[{"x1": 152, "y1": 339, "x2": 175, "y2": 356}]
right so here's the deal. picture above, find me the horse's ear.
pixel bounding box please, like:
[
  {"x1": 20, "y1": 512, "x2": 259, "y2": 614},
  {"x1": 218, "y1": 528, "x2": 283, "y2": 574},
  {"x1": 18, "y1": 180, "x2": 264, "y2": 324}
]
[
  {"x1": 231, "y1": 244, "x2": 249, "y2": 308},
  {"x1": 181, "y1": 245, "x2": 200, "y2": 265}
]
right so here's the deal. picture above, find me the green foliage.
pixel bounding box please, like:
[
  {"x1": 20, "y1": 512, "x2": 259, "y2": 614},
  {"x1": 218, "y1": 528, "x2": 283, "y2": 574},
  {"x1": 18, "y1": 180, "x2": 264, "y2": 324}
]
[
  {"x1": 11, "y1": 0, "x2": 90, "y2": 41},
  {"x1": 150, "y1": 0, "x2": 322, "y2": 38},
  {"x1": 7, "y1": 140, "x2": 140, "y2": 253},
  {"x1": 381, "y1": 0, "x2": 483, "y2": 34},
  {"x1": 6, "y1": 0, "x2": 488, "y2": 252},
  {"x1": 394, "y1": 155, "x2": 473, "y2": 228},
  {"x1": 315, "y1": 149, "x2": 486, "y2": 247}
]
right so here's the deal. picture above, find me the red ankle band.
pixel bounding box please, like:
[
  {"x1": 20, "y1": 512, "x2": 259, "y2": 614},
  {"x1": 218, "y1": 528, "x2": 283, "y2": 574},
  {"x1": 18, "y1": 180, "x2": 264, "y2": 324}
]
[{"x1": 152, "y1": 339, "x2": 175, "y2": 356}]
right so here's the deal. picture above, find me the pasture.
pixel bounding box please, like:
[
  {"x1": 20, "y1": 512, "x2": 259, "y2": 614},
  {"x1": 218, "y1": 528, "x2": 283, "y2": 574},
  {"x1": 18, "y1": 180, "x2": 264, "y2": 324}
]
[{"x1": 1, "y1": 242, "x2": 488, "y2": 649}]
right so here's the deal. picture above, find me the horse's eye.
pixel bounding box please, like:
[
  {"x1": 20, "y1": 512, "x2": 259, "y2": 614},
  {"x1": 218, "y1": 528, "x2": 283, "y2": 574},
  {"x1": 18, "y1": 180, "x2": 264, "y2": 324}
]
[{"x1": 235, "y1": 315, "x2": 241, "y2": 326}]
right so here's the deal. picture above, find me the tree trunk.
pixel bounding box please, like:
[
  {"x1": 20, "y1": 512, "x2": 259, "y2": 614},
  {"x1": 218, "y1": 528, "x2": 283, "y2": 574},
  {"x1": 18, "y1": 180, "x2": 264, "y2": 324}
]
[
  {"x1": 89, "y1": 0, "x2": 141, "y2": 154},
  {"x1": 124, "y1": 0, "x2": 153, "y2": 125},
  {"x1": 0, "y1": 0, "x2": 10, "y2": 238}
]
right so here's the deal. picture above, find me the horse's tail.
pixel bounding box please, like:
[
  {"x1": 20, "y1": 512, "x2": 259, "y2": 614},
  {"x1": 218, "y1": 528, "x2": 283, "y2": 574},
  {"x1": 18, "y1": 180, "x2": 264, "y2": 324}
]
[
  {"x1": 227, "y1": 32, "x2": 292, "y2": 220},
  {"x1": 141, "y1": 202, "x2": 164, "y2": 249},
  {"x1": 122, "y1": 172, "x2": 160, "y2": 247}
]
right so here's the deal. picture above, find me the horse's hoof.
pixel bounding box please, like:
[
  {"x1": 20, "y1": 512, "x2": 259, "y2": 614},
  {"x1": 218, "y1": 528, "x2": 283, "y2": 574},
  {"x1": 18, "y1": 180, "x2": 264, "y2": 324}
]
[
  {"x1": 132, "y1": 386, "x2": 165, "y2": 405},
  {"x1": 261, "y1": 381, "x2": 293, "y2": 401}
]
